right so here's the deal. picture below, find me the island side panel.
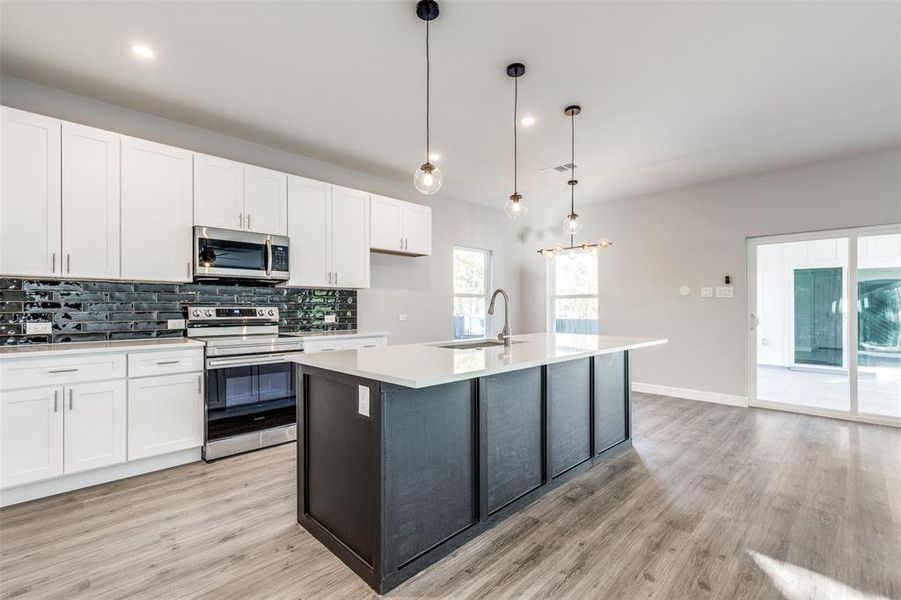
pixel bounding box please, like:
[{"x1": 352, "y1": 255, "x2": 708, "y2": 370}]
[
  {"x1": 298, "y1": 367, "x2": 382, "y2": 575},
  {"x1": 479, "y1": 367, "x2": 544, "y2": 514},
  {"x1": 381, "y1": 380, "x2": 478, "y2": 572},
  {"x1": 595, "y1": 351, "x2": 629, "y2": 452},
  {"x1": 547, "y1": 358, "x2": 592, "y2": 478}
]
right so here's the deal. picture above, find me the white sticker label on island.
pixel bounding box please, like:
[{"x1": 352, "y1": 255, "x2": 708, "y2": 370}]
[{"x1": 358, "y1": 385, "x2": 371, "y2": 417}]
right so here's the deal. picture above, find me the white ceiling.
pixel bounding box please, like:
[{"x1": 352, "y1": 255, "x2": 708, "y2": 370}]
[{"x1": 1, "y1": 1, "x2": 899, "y2": 210}]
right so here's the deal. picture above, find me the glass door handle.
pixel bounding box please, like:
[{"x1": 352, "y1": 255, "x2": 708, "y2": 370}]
[{"x1": 750, "y1": 313, "x2": 759, "y2": 330}]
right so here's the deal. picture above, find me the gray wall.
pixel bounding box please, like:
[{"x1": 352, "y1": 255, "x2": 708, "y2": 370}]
[
  {"x1": 520, "y1": 147, "x2": 901, "y2": 399},
  {"x1": 0, "y1": 75, "x2": 521, "y2": 344}
]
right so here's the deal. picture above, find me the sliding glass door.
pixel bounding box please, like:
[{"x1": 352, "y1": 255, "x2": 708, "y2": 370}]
[{"x1": 748, "y1": 225, "x2": 900, "y2": 426}]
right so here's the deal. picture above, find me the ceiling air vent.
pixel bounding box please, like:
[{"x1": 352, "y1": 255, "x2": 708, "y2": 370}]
[{"x1": 541, "y1": 162, "x2": 579, "y2": 174}]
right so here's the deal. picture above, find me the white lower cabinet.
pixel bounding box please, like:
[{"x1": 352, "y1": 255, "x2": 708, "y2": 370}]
[
  {"x1": 63, "y1": 380, "x2": 127, "y2": 474},
  {"x1": 128, "y1": 372, "x2": 203, "y2": 461},
  {"x1": 0, "y1": 386, "x2": 64, "y2": 488}
]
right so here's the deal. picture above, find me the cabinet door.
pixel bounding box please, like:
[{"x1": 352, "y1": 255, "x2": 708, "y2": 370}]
[
  {"x1": 330, "y1": 186, "x2": 370, "y2": 289},
  {"x1": 370, "y1": 194, "x2": 404, "y2": 252},
  {"x1": 128, "y1": 373, "x2": 203, "y2": 460},
  {"x1": 64, "y1": 380, "x2": 126, "y2": 474},
  {"x1": 121, "y1": 136, "x2": 193, "y2": 282},
  {"x1": 61, "y1": 123, "x2": 121, "y2": 279},
  {"x1": 193, "y1": 153, "x2": 244, "y2": 230},
  {"x1": 0, "y1": 107, "x2": 62, "y2": 277},
  {"x1": 402, "y1": 203, "x2": 432, "y2": 256},
  {"x1": 594, "y1": 352, "x2": 628, "y2": 453},
  {"x1": 0, "y1": 386, "x2": 63, "y2": 488},
  {"x1": 244, "y1": 165, "x2": 287, "y2": 235},
  {"x1": 287, "y1": 175, "x2": 331, "y2": 287}
]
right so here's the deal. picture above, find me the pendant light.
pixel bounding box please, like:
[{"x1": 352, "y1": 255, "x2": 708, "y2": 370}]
[
  {"x1": 537, "y1": 104, "x2": 612, "y2": 259},
  {"x1": 505, "y1": 62, "x2": 528, "y2": 219},
  {"x1": 413, "y1": 0, "x2": 443, "y2": 195},
  {"x1": 562, "y1": 105, "x2": 582, "y2": 235}
]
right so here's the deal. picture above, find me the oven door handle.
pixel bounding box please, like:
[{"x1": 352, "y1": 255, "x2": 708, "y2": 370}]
[
  {"x1": 265, "y1": 237, "x2": 273, "y2": 278},
  {"x1": 207, "y1": 355, "x2": 294, "y2": 369}
]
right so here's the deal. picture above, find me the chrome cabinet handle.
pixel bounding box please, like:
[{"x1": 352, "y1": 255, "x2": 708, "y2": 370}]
[
  {"x1": 328, "y1": 272, "x2": 332, "y2": 285},
  {"x1": 51, "y1": 253, "x2": 56, "y2": 273},
  {"x1": 247, "y1": 214, "x2": 252, "y2": 230},
  {"x1": 66, "y1": 254, "x2": 71, "y2": 274},
  {"x1": 197, "y1": 375, "x2": 202, "y2": 393},
  {"x1": 68, "y1": 388, "x2": 73, "y2": 410},
  {"x1": 157, "y1": 360, "x2": 180, "y2": 365},
  {"x1": 334, "y1": 272, "x2": 338, "y2": 286},
  {"x1": 48, "y1": 368, "x2": 79, "y2": 374},
  {"x1": 239, "y1": 213, "x2": 244, "y2": 228},
  {"x1": 404, "y1": 238, "x2": 408, "y2": 250},
  {"x1": 187, "y1": 261, "x2": 192, "y2": 279},
  {"x1": 53, "y1": 389, "x2": 58, "y2": 413},
  {"x1": 400, "y1": 237, "x2": 404, "y2": 250}
]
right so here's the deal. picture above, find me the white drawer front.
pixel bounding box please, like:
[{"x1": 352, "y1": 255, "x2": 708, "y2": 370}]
[
  {"x1": 347, "y1": 337, "x2": 387, "y2": 350},
  {"x1": 0, "y1": 354, "x2": 126, "y2": 390},
  {"x1": 303, "y1": 341, "x2": 349, "y2": 354},
  {"x1": 128, "y1": 349, "x2": 203, "y2": 378}
]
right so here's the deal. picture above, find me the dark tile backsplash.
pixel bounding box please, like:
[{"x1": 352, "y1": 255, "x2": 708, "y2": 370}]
[{"x1": 0, "y1": 279, "x2": 357, "y2": 346}]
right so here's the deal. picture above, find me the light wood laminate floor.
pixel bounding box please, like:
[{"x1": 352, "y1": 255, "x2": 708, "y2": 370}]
[{"x1": 2, "y1": 393, "x2": 899, "y2": 599}]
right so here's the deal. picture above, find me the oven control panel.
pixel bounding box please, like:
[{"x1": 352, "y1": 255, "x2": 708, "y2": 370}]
[{"x1": 187, "y1": 306, "x2": 279, "y2": 321}]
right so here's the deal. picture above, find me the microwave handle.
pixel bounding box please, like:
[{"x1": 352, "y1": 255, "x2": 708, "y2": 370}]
[{"x1": 266, "y1": 237, "x2": 273, "y2": 277}]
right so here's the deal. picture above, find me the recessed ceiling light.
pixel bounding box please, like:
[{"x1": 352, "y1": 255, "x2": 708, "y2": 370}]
[
  {"x1": 521, "y1": 115, "x2": 536, "y2": 127},
  {"x1": 131, "y1": 45, "x2": 155, "y2": 59},
  {"x1": 429, "y1": 152, "x2": 441, "y2": 161}
]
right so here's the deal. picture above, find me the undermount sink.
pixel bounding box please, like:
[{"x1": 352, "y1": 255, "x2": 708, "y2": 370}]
[{"x1": 436, "y1": 339, "x2": 523, "y2": 350}]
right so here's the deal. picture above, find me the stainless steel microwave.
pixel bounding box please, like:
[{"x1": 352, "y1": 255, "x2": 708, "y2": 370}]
[{"x1": 194, "y1": 226, "x2": 290, "y2": 282}]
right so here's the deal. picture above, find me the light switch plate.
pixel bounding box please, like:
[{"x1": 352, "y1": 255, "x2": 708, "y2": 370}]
[
  {"x1": 358, "y1": 385, "x2": 370, "y2": 417},
  {"x1": 167, "y1": 319, "x2": 186, "y2": 330},
  {"x1": 716, "y1": 286, "x2": 734, "y2": 298},
  {"x1": 398, "y1": 313, "x2": 408, "y2": 322},
  {"x1": 324, "y1": 314, "x2": 337, "y2": 324},
  {"x1": 700, "y1": 287, "x2": 713, "y2": 298},
  {"x1": 25, "y1": 322, "x2": 52, "y2": 335}
]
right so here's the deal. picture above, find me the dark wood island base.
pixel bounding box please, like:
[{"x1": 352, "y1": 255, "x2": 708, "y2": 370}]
[{"x1": 296, "y1": 351, "x2": 632, "y2": 594}]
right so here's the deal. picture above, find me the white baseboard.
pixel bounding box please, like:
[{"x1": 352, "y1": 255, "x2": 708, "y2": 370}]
[
  {"x1": 632, "y1": 382, "x2": 749, "y2": 407},
  {"x1": 0, "y1": 447, "x2": 201, "y2": 508}
]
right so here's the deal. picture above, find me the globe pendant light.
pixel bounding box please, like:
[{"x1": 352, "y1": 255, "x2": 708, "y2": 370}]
[
  {"x1": 505, "y1": 63, "x2": 528, "y2": 219},
  {"x1": 562, "y1": 105, "x2": 582, "y2": 235},
  {"x1": 413, "y1": 0, "x2": 443, "y2": 195},
  {"x1": 536, "y1": 104, "x2": 613, "y2": 259}
]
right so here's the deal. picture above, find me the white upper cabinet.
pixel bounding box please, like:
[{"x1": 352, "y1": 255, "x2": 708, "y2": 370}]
[
  {"x1": 287, "y1": 175, "x2": 331, "y2": 288},
  {"x1": 61, "y1": 123, "x2": 121, "y2": 279},
  {"x1": 369, "y1": 194, "x2": 432, "y2": 256},
  {"x1": 0, "y1": 106, "x2": 62, "y2": 277},
  {"x1": 193, "y1": 155, "x2": 287, "y2": 236},
  {"x1": 121, "y1": 136, "x2": 193, "y2": 282},
  {"x1": 287, "y1": 177, "x2": 369, "y2": 289},
  {"x1": 193, "y1": 153, "x2": 244, "y2": 231},
  {"x1": 244, "y1": 165, "x2": 287, "y2": 235},
  {"x1": 331, "y1": 186, "x2": 370, "y2": 288},
  {"x1": 63, "y1": 380, "x2": 127, "y2": 474},
  {"x1": 0, "y1": 386, "x2": 64, "y2": 488}
]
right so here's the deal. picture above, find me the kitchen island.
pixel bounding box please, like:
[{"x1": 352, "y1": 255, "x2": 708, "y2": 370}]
[{"x1": 288, "y1": 332, "x2": 666, "y2": 593}]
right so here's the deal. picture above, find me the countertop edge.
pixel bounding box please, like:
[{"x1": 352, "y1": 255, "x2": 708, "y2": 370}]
[{"x1": 0, "y1": 338, "x2": 206, "y2": 358}]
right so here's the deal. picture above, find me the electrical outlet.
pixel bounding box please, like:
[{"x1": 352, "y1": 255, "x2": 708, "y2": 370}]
[
  {"x1": 25, "y1": 322, "x2": 52, "y2": 335},
  {"x1": 700, "y1": 287, "x2": 713, "y2": 298},
  {"x1": 716, "y1": 286, "x2": 734, "y2": 299},
  {"x1": 398, "y1": 313, "x2": 408, "y2": 322},
  {"x1": 358, "y1": 385, "x2": 370, "y2": 417},
  {"x1": 324, "y1": 314, "x2": 337, "y2": 324},
  {"x1": 167, "y1": 319, "x2": 186, "y2": 330}
]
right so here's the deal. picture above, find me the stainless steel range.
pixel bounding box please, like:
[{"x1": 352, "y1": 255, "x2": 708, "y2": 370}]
[{"x1": 187, "y1": 305, "x2": 303, "y2": 460}]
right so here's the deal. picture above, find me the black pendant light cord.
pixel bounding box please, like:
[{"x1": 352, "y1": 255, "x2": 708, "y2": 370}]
[
  {"x1": 513, "y1": 76, "x2": 518, "y2": 195},
  {"x1": 425, "y1": 19, "x2": 431, "y2": 162},
  {"x1": 570, "y1": 111, "x2": 575, "y2": 247}
]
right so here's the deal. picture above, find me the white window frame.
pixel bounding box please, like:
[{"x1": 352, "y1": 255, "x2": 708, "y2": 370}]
[
  {"x1": 546, "y1": 252, "x2": 600, "y2": 334},
  {"x1": 453, "y1": 246, "x2": 493, "y2": 339}
]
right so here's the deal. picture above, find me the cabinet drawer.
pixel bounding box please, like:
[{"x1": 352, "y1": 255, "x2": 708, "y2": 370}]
[
  {"x1": 303, "y1": 340, "x2": 349, "y2": 354},
  {"x1": 128, "y1": 349, "x2": 203, "y2": 378},
  {"x1": 0, "y1": 354, "x2": 126, "y2": 390},
  {"x1": 347, "y1": 337, "x2": 387, "y2": 350}
]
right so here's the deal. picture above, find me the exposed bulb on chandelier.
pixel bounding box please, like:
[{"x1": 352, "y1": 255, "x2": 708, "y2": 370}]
[
  {"x1": 562, "y1": 212, "x2": 582, "y2": 235},
  {"x1": 414, "y1": 162, "x2": 443, "y2": 195},
  {"x1": 505, "y1": 193, "x2": 527, "y2": 219}
]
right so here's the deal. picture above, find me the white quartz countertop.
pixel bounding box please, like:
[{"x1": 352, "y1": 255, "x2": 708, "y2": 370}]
[
  {"x1": 286, "y1": 333, "x2": 666, "y2": 388},
  {"x1": 282, "y1": 331, "x2": 390, "y2": 341},
  {"x1": 0, "y1": 337, "x2": 205, "y2": 358}
]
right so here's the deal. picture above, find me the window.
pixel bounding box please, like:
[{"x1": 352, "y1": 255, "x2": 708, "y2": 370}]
[
  {"x1": 550, "y1": 252, "x2": 599, "y2": 334},
  {"x1": 453, "y1": 246, "x2": 491, "y2": 339}
]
